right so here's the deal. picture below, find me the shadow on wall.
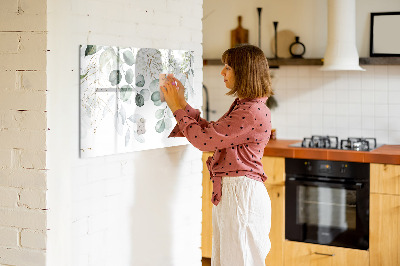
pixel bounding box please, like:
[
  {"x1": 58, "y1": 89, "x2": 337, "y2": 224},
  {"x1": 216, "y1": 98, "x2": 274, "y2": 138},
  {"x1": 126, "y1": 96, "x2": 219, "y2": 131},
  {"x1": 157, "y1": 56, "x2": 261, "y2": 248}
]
[{"x1": 129, "y1": 145, "x2": 193, "y2": 265}]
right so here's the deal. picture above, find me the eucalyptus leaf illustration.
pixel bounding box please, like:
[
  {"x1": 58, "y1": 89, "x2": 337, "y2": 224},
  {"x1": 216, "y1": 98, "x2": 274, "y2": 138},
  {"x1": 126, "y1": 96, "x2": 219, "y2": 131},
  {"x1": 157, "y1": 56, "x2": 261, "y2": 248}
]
[
  {"x1": 128, "y1": 114, "x2": 137, "y2": 123},
  {"x1": 109, "y1": 70, "x2": 122, "y2": 86},
  {"x1": 135, "y1": 93, "x2": 145, "y2": 107},
  {"x1": 80, "y1": 72, "x2": 88, "y2": 80},
  {"x1": 149, "y1": 79, "x2": 159, "y2": 93},
  {"x1": 133, "y1": 131, "x2": 145, "y2": 143},
  {"x1": 140, "y1": 89, "x2": 150, "y2": 101},
  {"x1": 99, "y1": 47, "x2": 117, "y2": 73},
  {"x1": 120, "y1": 85, "x2": 133, "y2": 102},
  {"x1": 119, "y1": 105, "x2": 126, "y2": 124},
  {"x1": 165, "y1": 118, "x2": 172, "y2": 129},
  {"x1": 115, "y1": 113, "x2": 123, "y2": 136},
  {"x1": 125, "y1": 128, "x2": 130, "y2": 146},
  {"x1": 155, "y1": 109, "x2": 164, "y2": 119},
  {"x1": 125, "y1": 69, "x2": 134, "y2": 84},
  {"x1": 102, "y1": 94, "x2": 115, "y2": 118},
  {"x1": 155, "y1": 119, "x2": 165, "y2": 133},
  {"x1": 123, "y1": 50, "x2": 135, "y2": 66},
  {"x1": 85, "y1": 45, "x2": 97, "y2": 56},
  {"x1": 136, "y1": 75, "x2": 145, "y2": 87},
  {"x1": 166, "y1": 108, "x2": 173, "y2": 118},
  {"x1": 151, "y1": 91, "x2": 160, "y2": 102}
]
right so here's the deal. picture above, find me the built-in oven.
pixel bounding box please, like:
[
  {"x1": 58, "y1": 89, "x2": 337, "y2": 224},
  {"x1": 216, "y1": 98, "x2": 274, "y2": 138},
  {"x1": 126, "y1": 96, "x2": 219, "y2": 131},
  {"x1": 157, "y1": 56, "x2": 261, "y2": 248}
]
[{"x1": 285, "y1": 158, "x2": 370, "y2": 250}]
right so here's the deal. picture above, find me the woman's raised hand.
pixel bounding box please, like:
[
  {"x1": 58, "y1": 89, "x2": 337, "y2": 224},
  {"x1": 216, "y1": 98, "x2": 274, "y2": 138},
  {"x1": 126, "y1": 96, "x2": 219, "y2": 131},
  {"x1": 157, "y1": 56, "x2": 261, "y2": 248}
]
[
  {"x1": 160, "y1": 75, "x2": 184, "y2": 113},
  {"x1": 170, "y1": 75, "x2": 187, "y2": 108}
]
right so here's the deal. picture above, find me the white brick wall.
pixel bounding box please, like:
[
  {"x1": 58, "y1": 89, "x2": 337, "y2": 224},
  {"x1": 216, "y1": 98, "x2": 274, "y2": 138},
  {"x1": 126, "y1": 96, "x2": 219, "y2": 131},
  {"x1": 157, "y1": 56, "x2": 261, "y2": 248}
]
[
  {"x1": 47, "y1": 1, "x2": 203, "y2": 266},
  {"x1": 0, "y1": 0, "x2": 48, "y2": 265}
]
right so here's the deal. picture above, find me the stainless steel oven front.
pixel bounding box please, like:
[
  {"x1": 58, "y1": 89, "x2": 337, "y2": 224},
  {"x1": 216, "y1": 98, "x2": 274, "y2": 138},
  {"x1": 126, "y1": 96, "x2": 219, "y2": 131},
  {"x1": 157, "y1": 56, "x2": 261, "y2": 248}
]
[{"x1": 285, "y1": 158, "x2": 369, "y2": 250}]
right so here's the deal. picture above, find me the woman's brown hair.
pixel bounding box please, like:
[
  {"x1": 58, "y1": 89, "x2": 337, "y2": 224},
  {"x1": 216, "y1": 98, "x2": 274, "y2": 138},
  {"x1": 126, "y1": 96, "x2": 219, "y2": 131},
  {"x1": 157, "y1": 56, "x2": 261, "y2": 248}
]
[{"x1": 221, "y1": 44, "x2": 273, "y2": 99}]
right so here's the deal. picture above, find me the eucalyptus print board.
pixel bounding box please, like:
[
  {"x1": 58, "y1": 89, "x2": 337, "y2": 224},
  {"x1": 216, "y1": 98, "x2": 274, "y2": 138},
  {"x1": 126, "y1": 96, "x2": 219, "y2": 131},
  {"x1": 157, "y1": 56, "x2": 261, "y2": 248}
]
[{"x1": 79, "y1": 45, "x2": 196, "y2": 157}]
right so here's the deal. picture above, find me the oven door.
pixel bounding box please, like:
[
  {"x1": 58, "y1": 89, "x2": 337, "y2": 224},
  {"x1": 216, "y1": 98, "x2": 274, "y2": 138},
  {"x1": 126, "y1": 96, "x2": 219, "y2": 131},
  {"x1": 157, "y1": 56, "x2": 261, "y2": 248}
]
[{"x1": 285, "y1": 177, "x2": 369, "y2": 250}]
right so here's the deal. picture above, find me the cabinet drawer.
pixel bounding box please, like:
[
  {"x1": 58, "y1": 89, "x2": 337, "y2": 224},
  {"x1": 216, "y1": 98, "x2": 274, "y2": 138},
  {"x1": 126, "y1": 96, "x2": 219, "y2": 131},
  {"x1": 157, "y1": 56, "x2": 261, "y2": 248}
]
[{"x1": 284, "y1": 241, "x2": 369, "y2": 266}]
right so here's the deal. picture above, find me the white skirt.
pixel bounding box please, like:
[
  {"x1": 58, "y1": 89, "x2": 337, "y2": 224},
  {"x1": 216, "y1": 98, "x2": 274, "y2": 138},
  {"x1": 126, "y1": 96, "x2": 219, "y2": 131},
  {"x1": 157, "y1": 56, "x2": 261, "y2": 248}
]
[{"x1": 212, "y1": 176, "x2": 271, "y2": 266}]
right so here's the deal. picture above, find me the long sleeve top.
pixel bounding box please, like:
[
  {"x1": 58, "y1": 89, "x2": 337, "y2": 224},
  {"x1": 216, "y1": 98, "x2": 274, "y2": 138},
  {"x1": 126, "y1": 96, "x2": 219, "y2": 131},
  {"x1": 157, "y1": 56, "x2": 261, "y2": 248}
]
[{"x1": 168, "y1": 97, "x2": 271, "y2": 205}]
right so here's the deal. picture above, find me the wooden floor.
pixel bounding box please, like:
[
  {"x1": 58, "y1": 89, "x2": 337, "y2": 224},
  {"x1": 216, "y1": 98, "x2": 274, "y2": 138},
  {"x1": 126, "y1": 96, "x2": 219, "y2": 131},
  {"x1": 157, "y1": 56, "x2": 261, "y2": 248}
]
[{"x1": 202, "y1": 257, "x2": 211, "y2": 266}]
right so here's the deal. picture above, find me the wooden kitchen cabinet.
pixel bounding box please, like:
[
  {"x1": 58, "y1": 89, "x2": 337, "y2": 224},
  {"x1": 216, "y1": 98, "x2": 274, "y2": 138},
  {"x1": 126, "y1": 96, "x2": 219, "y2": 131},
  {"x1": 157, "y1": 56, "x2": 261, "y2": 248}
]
[
  {"x1": 202, "y1": 152, "x2": 213, "y2": 258},
  {"x1": 284, "y1": 241, "x2": 369, "y2": 266},
  {"x1": 370, "y1": 163, "x2": 400, "y2": 195},
  {"x1": 264, "y1": 184, "x2": 285, "y2": 266},
  {"x1": 262, "y1": 156, "x2": 285, "y2": 266},
  {"x1": 370, "y1": 193, "x2": 400, "y2": 266},
  {"x1": 370, "y1": 163, "x2": 400, "y2": 266}
]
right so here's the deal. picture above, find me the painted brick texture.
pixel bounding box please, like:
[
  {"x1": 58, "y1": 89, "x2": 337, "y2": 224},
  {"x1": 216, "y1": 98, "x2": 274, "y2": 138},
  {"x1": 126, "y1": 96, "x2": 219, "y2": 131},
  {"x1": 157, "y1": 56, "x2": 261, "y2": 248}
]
[
  {"x1": 46, "y1": 0, "x2": 204, "y2": 265},
  {"x1": 0, "y1": 0, "x2": 47, "y2": 265}
]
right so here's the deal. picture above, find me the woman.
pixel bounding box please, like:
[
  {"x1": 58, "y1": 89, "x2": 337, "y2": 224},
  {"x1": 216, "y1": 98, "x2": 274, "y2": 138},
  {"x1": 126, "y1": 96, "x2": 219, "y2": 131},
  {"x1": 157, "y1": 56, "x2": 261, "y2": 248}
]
[{"x1": 161, "y1": 44, "x2": 273, "y2": 266}]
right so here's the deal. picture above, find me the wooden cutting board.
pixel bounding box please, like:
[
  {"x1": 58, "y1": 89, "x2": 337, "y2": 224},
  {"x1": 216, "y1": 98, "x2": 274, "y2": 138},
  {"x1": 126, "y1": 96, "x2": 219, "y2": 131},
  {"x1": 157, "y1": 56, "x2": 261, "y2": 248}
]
[{"x1": 231, "y1": 16, "x2": 249, "y2": 48}]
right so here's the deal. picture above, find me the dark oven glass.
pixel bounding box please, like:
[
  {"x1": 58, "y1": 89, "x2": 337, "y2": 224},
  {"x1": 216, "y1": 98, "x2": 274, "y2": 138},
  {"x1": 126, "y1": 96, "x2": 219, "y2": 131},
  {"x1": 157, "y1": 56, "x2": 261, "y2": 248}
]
[{"x1": 285, "y1": 158, "x2": 369, "y2": 250}]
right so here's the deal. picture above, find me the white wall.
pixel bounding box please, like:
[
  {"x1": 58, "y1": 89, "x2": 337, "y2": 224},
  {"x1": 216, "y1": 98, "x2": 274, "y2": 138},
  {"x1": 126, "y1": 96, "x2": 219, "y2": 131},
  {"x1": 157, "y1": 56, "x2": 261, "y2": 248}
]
[
  {"x1": 46, "y1": 0, "x2": 203, "y2": 265},
  {"x1": 0, "y1": 0, "x2": 48, "y2": 265},
  {"x1": 203, "y1": 0, "x2": 400, "y2": 145}
]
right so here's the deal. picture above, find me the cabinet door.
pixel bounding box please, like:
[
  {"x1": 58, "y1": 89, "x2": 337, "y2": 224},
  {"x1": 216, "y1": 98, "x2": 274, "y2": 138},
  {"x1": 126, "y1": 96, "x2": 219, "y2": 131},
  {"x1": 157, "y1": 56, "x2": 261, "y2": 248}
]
[
  {"x1": 370, "y1": 193, "x2": 400, "y2": 266},
  {"x1": 264, "y1": 184, "x2": 284, "y2": 266},
  {"x1": 261, "y1": 156, "x2": 285, "y2": 185},
  {"x1": 370, "y1": 163, "x2": 400, "y2": 195},
  {"x1": 202, "y1": 152, "x2": 213, "y2": 258},
  {"x1": 284, "y1": 241, "x2": 369, "y2": 266}
]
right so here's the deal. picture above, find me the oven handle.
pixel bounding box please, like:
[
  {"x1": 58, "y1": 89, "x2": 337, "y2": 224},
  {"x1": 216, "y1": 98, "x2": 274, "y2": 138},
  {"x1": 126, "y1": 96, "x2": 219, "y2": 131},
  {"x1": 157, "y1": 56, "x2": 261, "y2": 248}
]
[{"x1": 286, "y1": 177, "x2": 364, "y2": 189}]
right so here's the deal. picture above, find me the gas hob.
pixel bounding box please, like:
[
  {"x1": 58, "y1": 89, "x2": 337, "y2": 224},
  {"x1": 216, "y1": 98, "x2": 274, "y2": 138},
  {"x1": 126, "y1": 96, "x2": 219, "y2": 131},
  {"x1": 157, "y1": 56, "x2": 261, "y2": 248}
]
[{"x1": 289, "y1": 135, "x2": 382, "y2": 151}]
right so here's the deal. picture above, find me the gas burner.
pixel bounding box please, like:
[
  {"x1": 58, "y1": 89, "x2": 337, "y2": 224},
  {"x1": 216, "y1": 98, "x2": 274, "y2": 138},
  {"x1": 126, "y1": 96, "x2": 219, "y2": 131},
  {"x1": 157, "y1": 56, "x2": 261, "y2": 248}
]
[
  {"x1": 290, "y1": 136, "x2": 380, "y2": 151},
  {"x1": 301, "y1": 135, "x2": 339, "y2": 149},
  {"x1": 340, "y1": 137, "x2": 377, "y2": 151}
]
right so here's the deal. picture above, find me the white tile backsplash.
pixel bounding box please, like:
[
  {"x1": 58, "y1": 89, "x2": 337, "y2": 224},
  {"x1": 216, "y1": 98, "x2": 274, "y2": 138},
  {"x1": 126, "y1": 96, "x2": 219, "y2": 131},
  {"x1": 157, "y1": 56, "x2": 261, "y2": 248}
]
[{"x1": 203, "y1": 65, "x2": 400, "y2": 144}]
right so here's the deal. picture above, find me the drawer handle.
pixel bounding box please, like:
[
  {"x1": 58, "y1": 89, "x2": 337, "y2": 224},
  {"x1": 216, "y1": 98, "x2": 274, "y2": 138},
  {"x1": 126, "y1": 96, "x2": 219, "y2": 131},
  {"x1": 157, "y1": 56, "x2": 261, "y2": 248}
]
[{"x1": 314, "y1": 252, "x2": 335, "y2": 257}]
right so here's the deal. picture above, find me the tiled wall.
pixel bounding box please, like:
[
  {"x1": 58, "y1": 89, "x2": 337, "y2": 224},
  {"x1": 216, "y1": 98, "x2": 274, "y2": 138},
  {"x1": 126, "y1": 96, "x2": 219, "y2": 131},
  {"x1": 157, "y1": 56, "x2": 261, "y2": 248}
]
[{"x1": 203, "y1": 65, "x2": 400, "y2": 145}]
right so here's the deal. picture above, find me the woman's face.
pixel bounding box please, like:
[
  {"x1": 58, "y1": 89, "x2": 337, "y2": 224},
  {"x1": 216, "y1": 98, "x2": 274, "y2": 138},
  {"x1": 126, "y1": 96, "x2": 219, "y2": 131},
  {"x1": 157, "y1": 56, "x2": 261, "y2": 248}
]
[{"x1": 220, "y1": 64, "x2": 235, "y2": 89}]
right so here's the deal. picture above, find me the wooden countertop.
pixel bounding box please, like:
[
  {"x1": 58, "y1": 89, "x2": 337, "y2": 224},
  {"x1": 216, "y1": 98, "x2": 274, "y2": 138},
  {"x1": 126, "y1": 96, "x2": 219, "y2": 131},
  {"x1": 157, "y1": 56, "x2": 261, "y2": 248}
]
[{"x1": 263, "y1": 139, "x2": 400, "y2": 165}]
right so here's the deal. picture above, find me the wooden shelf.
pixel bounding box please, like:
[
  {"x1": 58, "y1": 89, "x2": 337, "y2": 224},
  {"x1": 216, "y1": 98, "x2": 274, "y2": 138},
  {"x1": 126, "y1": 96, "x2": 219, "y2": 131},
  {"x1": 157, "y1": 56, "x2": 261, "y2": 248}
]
[
  {"x1": 203, "y1": 57, "x2": 400, "y2": 67},
  {"x1": 359, "y1": 57, "x2": 400, "y2": 65},
  {"x1": 203, "y1": 58, "x2": 323, "y2": 67}
]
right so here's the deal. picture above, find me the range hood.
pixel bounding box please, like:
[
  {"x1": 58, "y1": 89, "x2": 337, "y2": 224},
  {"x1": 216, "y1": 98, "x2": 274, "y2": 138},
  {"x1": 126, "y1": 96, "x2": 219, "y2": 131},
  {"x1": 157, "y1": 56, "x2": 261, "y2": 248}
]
[{"x1": 320, "y1": 0, "x2": 365, "y2": 71}]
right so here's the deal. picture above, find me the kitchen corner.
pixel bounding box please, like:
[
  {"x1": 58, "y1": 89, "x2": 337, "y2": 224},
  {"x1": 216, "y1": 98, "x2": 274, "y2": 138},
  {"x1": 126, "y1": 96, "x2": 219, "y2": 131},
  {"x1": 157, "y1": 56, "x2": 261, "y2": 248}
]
[{"x1": 202, "y1": 140, "x2": 400, "y2": 265}]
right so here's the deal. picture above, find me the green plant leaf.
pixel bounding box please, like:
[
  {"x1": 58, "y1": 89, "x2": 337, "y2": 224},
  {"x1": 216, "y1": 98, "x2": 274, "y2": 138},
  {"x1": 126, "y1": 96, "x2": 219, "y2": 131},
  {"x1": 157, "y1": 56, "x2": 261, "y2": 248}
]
[
  {"x1": 135, "y1": 93, "x2": 145, "y2": 107},
  {"x1": 125, "y1": 128, "x2": 130, "y2": 146},
  {"x1": 149, "y1": 79, "x2": 159, "y2": 93},
  {"x1": 109, "y1": 70, "x2": 122, "y2": 86},
  {"x1": 151, "y1": 91, "x2": 160, "y2": 102},
  {"x1": 136, "y1": 75, "x2": 145, "y2": 87},
  {"x1": 140, "y1": 89, "x2": 150, "y2": 101},
  {"x1": 85, "y1": 45, "x2": 96, "y2": 56},
  {"x1": 125, "y1": 69, "x2": 134, "y2": 84},
  {"x1": 155, "y1": 109, "x2": 164, "y2": 119},
  {"x1": 165, "y1": 118, "x2": 172, "y2": 129},
  {"x1": 123, "y1": 50, "x2": 135, "y2": 66},
  {"x1": 155, "y1": 119, "x2": 165, "y2": 133},
  {"x1": 120, "y1": 85, "x2": 132, "y2": 102}
]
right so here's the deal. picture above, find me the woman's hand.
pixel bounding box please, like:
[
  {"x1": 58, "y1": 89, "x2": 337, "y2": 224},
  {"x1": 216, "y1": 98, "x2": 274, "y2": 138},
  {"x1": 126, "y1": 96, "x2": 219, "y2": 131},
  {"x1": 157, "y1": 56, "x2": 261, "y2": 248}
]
[
  {"x1": 170, "y1": 75, "x2": 187, "y2": 108},
  {"x1": 160, "y1": 76, "x2": 184, "y2": 113}
]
